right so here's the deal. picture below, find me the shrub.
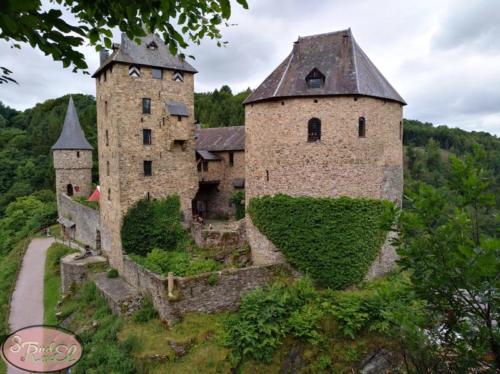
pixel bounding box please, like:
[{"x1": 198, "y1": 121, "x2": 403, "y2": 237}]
[
  {"x1": 248, "y1": 194, "x2": 396, "y2": 289},
  {"x1": 121, "y1": 195, "x2": 187, "y2": 256},
  {"x1": 133, "y1": 296, "x2": 158, "y2": 323},
  {"x1": 225, "y1": 277, "x2": 320, "y2": 364},
  {"x1": 186, "y1": 258, "x2": 220, "y2": 276},
  {"x1": 230, "y1": 191, "x2": 245, "y2": 220},
  {"x1": 107, "y1": 268, "x2": 119, "y2": 278}
]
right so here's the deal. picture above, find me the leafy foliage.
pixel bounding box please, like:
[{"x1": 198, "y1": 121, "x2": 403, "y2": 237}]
[
  {"x1": 195, "y1": 85, "x2": 251, "y2": 127},
  {"x1": 130, "y1": 248, "x2": 220, "y2": 276},
  {"x1": 230, "y1": 191, "x2": 245, "y2": 220},
  {"x1": 0, "y1": 95, "x2": 97, "y2": 215},
  {"x1": 249, "y1": 195, "x2": 396, "y2": 289},
  {"x1": 0, "y1": 0, "x2": 249, "y2": 77},
  {"x1": 399, "y1": 147, "x2": 500, "y2": 371},
  {"x1": 225, "y1": 278, "x2": 321, "y2": 364},
  {"x1": 133, "y1": 296, "x2": 158, "y2": 323},
  {"x1": 121, "y1": 196, "x2": 187, "y2": 257}
]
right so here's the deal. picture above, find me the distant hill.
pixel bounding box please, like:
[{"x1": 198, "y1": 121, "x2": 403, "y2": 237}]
[{"x1": 0, "y1": 90, "x2": 498, "y2": 217}]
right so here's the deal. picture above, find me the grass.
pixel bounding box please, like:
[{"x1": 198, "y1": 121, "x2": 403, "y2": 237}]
[{"x1": 43, "y1": 243, "x2": 77, "y2": 325}]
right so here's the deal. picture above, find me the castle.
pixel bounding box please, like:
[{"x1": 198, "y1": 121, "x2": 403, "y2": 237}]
[{"x1": 53, "y1": 29, "x2": 405, "y2": 277}]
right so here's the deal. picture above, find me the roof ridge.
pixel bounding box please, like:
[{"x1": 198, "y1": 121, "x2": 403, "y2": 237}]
[
  {"x1": 349, "y1": 29, "x2": 360, "y2": 93},
  {"x1": 297, "y1": 29, "x2": 350, "y2": 40}
]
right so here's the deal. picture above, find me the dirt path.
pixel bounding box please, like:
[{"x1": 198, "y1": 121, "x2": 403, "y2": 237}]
[{"x1": 7, "y1": 237, "x2": 54, "y2": 374}]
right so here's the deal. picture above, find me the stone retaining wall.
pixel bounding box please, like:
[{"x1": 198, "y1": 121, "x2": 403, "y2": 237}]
[
  {"x1": 121, "y1": 255, "x2": 291, "y2": 324},
  {"x1": 57, "y1": 193, "x2": 100, "y2": 249},
  {"x1": 60, "y1": 253, "x2": 107, "y2": 294}
]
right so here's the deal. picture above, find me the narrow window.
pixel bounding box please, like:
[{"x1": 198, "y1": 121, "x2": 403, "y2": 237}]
[
  {"x1": 266, "y1": 170, "x2": 269, "y2": 181},
  {"x1": 144, "y1": 160, "x2": 152, "y2": 176},
  {"x1": 229, "y1": 152, "x2": 234, "y2": 167},
  {"x1": 67, "y1": 184, "x2": 74, "y2": 196},
  {"x1": 308, "y1": 118, "x2": 321, "y2": 142},
  {"x1": 358, "y1": 117, "x2": 366, "y2": 137},
  {"x1": 104, "y1": 101, "x2": 108, "y2": 116},
  {"x1": 152, "y1": 68, "x2": 163, "y2": 79},
  {"x1": 197, "y1": 161, "x2": 202, "y2": 172},
  {"x1": 177, "y1": 116, "x2": 182, "y2": 122},
  {"x1": 103, "y1": 71, "x2": 107, "y2": 82},
  {"x1": 143, "y1": 129, "x2": 152, "y2": 145},
  {"x1": 108, "y1": 188, "x2": 111, "y2": 200},
  {"x1": 105, "y1": 130, "x2": 109, "y2": 146},
  {"x1": 106, "y1": 161, "x2": 110, "y2": 176},
  {"x1": 400, "y1": 120, "x2": 403, "y2": 141},
  {"x1": 145, "y1": 192, "x2": 151, "y2": 200},
  {"x1": 76, "y1": 151, "x2": 80, "y2": 158},
  {"x1": 142, "y1": 98, "x2": 151, "y2": 114},
  {"x1": 203, "y1": 161, "x2": 208, "y2": 172}
]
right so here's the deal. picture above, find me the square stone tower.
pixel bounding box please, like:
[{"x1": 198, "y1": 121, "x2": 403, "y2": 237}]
[{"x1": 93, "y1": 34, "x2": 199, "y2": 270}]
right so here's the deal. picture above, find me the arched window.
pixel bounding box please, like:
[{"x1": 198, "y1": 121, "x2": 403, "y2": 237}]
[
  {"x1": 308, "y1": 118, "x2": 321, "y2": 142},
  {"x1": 66, "y1": 184, "x2": 74, "y2": 196},
  {"x1": 358, "y1": 117, "x2": 366, "y2": 137}
]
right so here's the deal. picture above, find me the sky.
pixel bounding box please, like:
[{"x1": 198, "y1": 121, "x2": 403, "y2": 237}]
[{"x1": 1, "y1": 0, "x2": 500, "y2": 135}]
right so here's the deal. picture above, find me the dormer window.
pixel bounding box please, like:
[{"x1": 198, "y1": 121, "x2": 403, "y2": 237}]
[
  {"x1": 147, "y1": 41, "x2": 158, "y2": 50},
  {"x1": 306, "y1": 68, "x2": 325, "y2": 89}
]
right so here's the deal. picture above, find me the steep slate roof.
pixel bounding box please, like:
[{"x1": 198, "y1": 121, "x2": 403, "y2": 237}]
[
  {"x1": 196, "y1": 126, "x2": 245, "y2": 152},
  {"x1": 52, "y1": 97, "x2": 93, "y2": 150},
  {"x1": 92, "y1": 33, "x2": 197, "y2": 77},
  {"x1": 244, "y1": 29, "x2": 405, "y2": 105}
]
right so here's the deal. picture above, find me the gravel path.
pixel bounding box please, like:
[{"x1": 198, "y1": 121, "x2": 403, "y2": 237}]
[{"x1": 7, "y1": 237, "x2": 54, "y2": 374}]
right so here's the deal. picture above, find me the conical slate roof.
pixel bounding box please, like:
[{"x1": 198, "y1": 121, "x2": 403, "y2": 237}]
[
  {"x1": 51, "y1": 97, "x2": 93, "y2": 150},
  {"x1": 244, "y1": 29, "x2": 405, "y2": 105},
  {"x1": 92, "y1": 33, "x2": 197, "y2": 77}
]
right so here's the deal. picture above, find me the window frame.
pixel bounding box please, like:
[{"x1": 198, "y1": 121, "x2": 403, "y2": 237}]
[
  {"x1": 143, "y1": 160, "x2": 153, "y2": 177},
  {"x1": 143, "y1": 129, "x2": 152, "y2": 145},
  {"x1": 142, "y1": 98, "x2": 151, "y2": 114},
  {"x1": 307, "y1": 118, "x2": 322, "y2": 142},
  {"x1": 358, "y1": 116, "x2": 366, "y2": 138},
  {"x1": 152, "y1": 68, "x2": 163, "y2": 79}
]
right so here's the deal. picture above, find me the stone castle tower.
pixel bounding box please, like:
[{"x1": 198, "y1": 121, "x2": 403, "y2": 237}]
[
  {"x1": 52, "y1": 96, "x2": 93, "y2": 199},
  {"x1": 244, "y1": 29, "x2": 406, "y2": 265},
  {"x1": 92, "y1": 33, "x2": 199, "y2": 270}
]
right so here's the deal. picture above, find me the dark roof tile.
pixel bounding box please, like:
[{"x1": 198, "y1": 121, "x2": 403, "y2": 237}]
[
  {"x1": 244, "y1": 29, "x2": 405, "y2": 105},
  {"x1": 196, "y1": 126, "x2": 245, "y2": 152},
  {"x1": 52, "y1": 96, "x2": 93, "y2": 150},
  {"x1": 92, "y1": 33, "x2": 197, "y2": 77}
]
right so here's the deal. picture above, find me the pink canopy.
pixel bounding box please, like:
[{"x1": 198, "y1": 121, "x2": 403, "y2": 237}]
[{"x1": 88, "y1": 186, "x2": 100, "y2": 202}]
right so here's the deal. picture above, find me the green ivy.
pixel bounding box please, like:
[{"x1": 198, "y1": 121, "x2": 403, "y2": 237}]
[
  {"x1": 248, "y1": 195, "x2": 396, "y2": 289},
  {"x1": 121, "y1": 195, "x2": 187, "y2": 256},
  {"x1": 230, "y1": 191, "x2": 245, "y2": 220}
]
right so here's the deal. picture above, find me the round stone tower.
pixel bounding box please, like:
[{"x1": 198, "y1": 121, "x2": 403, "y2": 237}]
[
  {"x1": 243, "y1": 29, "x2": 406, "y2": 265},
  {"x1": 52, "y1": 96, "x2": 93, "y2": 198}
]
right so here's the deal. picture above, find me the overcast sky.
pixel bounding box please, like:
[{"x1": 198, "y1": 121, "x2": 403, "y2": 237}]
[{"x1": 1, "y1": 0, "x2": 500, "y2": 135}]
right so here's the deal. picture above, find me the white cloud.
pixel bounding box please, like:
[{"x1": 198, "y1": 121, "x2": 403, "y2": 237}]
[{"x1": 0, "y1": 0, "x2": 499, "y2": 135}]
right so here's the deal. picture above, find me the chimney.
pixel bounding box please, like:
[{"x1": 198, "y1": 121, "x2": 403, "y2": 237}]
[
  {"x1": 293, "y1": 39, "x2": 300, "y2": 59},
  {"x1": 99, "y1": 49, "x2": 109, "y2": 65}
]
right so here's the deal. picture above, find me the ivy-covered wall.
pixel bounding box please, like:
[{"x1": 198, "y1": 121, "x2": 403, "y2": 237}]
[{"x1": 248, "y1": 195, "x2": 396, "y2": 289}]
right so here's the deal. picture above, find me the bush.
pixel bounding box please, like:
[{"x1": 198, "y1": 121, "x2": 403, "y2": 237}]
[
  {"x1": 248, "y1": 194, "x2": 396, "y2": 289},
  {"x1": 107, "y1": 268, "x2": 119, "y2": 278},
  {"x1": 230, "y1": 191, "x2": 245, "y2": 220},
  {"x1": 225, "y1": 278, "x2": 320, "y2": 364},
  {"x1": 121, "y1": 195, "x2": 187, "y2": 256},
  {"x1": 133, "y1": 296, "x2": 158, "y2": 323}
]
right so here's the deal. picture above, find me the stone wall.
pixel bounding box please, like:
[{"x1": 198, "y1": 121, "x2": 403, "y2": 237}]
[
  {"x1": 196, "y1": 150, "x2": 245, "y2": 218},
  {"x1": 364, "y1": 230, "x2": 399, "y2": 280},
  {"x1": 53, "y1": 149, "x2": 92, "y2": 198},
  {"x1": 60, "y1": 253, "x2": 107, "y2": 294},
  {"x1": 57, "y1": 193, "x2": 100, "y2": 249},
  {"x1": 245, "y1": 96, "x2": 403, "y2": 264},
  {"x1": 121, "y1": 255, "x2": 291, "y2": 324},
  {"x1": 191, "y1": 220, "x2": 246, "y2": 249},
  {"x1": 96, "y1": 62, "x2": 199, "y2": 271}
]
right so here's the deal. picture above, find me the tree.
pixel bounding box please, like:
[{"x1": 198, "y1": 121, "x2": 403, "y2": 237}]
[
  {"x1": 398, "y1": 150, "x2": 499, "y2": 371},
  {"x1": 0, "y1": 0, "x2": 249, "y2": 82}
]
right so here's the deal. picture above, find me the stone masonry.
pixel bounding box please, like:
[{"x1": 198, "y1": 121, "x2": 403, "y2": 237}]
[
  {"x1": 53, "y1": 150, "x2": 92, "y2": 198},
  {"x1": 96, "y1": 62, "x2": 198, "y2": 271},
  {"x1": 245, "y1": 96, "x2": 403, "y2": 264}
]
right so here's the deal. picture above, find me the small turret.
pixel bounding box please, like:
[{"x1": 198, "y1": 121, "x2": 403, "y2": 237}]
[{"x1": 52, "y1": 96, "x2": 93, "y2": 198}]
